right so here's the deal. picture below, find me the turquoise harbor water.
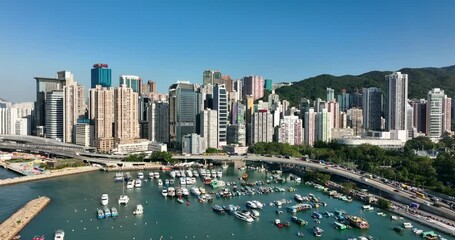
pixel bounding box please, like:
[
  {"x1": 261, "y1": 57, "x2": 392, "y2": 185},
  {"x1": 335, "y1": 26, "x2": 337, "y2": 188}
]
[{"x1": 0, "y1": 166, "x2": 450, "y2": 240}]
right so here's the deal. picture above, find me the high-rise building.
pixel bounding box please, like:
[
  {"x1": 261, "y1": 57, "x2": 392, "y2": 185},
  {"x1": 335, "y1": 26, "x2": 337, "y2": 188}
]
[
  {"x1": 347, "y1": 108, "x2": 363, "y2": 135},
  {"x1": 148, "y1": 101, "x2": 169, "y2": 143},
  {"x1": 63, "y1": 80, "x2": 85, "y2": 143},
  {"x1": 213, "y1": 84, "x2": 228, "y2": 147},
  {"x1": 304, "y1": 108, "x2": 316, "y2": 146},
  {"x1": 182, "y1": 133, "x2": 205, "y2": 155},
  {"x1": 264, "y1": 79, "x2": 273, "y2": 91},
  {"x1": 316, "y1": 109, "x2": 331, "y2": 142},
  {"x1": 234, "y1": 80, "x2": 243, "y2": 101},
  {"x1": 200, "y1": 109, "x2": 218, "y2": 149},
  {"x1": 142, "y1": 80, "x2": 157, "y2": 95},
  {"x1": 443, "y1": 96, "x2": 452, "y2": 134},
  {"x1": 338, "y1": 89, "x2": 350, "y2": 112},
  {"x1": 114, "y1": 84, "x2": 139, "y2": 143},
  {"x1": 327, "y1": 88, "x2": 335, "y2": 101},
  {"x1": 203, "y1": 69, "x2": 222, "y2": 86},
  {"x1": 242, "y1": 76, "x2": 264, "y2": 100},
  {"x1": 45, "y1": 90, "x2": 64, "y2": 141},
  {"x1": 89, "y1": 85, "x2": 114, "y2": 153},
  {"x1": 326, "y1": 100, "x2": 340, "y2": 129},
  {"x1": 362, "y1": 87, "x2": 382, "y2": 131},
  {"x1": 426, "y1": 88, "x2": 449, "y2": 139},
  {"x1": 221, "y1": 75, "x2": 234, "y2": 93},
  {"x1": 411, "y1": 99, "x2": 427, "y2": 134},
  {"x1": 252, "y1": 110, "x2": 273, "y2": 144},
  {"x1": 227, "y1": 124, "x2": 246, "y2": 146},
  {"x1": 75, "y1": 122, "x2": 93, "y2": 147},
  {"x1": 91, "y1": 63, "x2": 112, "y2": 88},
  {"x1": 278, "y1": 115, "x2": 302, "y2": 145},
  {"x1": 314, "y1": 98, "x2": 326, "y2": 113},
  {"x1": 119, "y1": 75, "x2": 141, "y2": 93},
  {"x1": 169, "y1": 82, "x2": 202, "y2": 148},
  {"x1": 0, "y1": 108, "x2": 18, "y2": 135},
  {"x1": 385, "y1": 72, "x2": 408, "y2": 132},
  {"x1": 245, "y1": 95, "x2": 254, "y2": 145},
  {"x1": 230, "y1": 102, "x2": 245, "y2": 125}
]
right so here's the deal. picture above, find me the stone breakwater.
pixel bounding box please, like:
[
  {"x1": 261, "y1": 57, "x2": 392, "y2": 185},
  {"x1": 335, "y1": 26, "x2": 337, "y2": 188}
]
[
  {"x1": 0, "y1": 196, "x2": 51, "y2": 240},
  {"x1": 0, "y1": 166, "x2": 99, "y2": 186}
]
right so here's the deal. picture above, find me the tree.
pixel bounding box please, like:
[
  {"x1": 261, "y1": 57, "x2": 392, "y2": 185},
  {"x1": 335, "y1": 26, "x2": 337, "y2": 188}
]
[
  {"x1": 206, "y1": 148, "x2": 223, "y2": 154},
  {"x1": 377, "y1": 198, "x2": 391, "y2": 209},
  {"x1": 149, "y1": 151, "x2": 174, "y2": 164},
  {"x1": 123, "y1": 153, "x2": 146, "y2": 162}
]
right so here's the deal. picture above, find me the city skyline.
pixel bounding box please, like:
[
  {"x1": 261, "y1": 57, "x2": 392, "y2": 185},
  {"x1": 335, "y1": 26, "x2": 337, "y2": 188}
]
[{"x1": 1, "y1": 0, "x2": 455, "y2": 102}]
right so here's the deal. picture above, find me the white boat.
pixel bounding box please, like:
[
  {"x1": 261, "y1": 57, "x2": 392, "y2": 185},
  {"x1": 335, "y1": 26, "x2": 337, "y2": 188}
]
[
  {"x1": 162, "y1": 188, "x2": 168, "y2": 197},
  {"x1": 391, "y1": 215, "x2": 398, "y2": 221},
  {"x1": 133, "y1": 204, "x2": 143, "y2": 215},
  {"x1": 294, "y1": 194, "x2": 304, "y2": 202},
  {"x1": 167, "y1": 187, "x2": 176, "y2": 197},
  {"x1": 101, "y1": 194, "x2": 109, "y2": 206},
  {"x1": 217, "y1": 170, "x2": 223, "y2": 178},
  {"x1": 252, "y1": 200, "x2": 263, "y2": 209},
  {"x1": 234, "y1": 211, "x2": 254, "y2": 223},
  {"x1": 54, "y1": 229, "x2": 65, "y2": 240},
  {"x1": 199, "y1": 187, "x2": 206, "y2": 194},
  {"x1": 180, "y1": 177, "x2": 187, "y2": 185},
  {"x1": 138, "y1": 172, "x2": 144, "y2": 179},
  {"x1": 118, "y1": 178, "x2": 130, "y2": 205},
  {"x1": 222, "y1": 162, "x2": 228, "y2": 169},
  {"x1": 158, "y1": 179, "x2": 163, "y2": 186},
  {"x1": 126, "y1": 180, "x2": 134, "y2": 189},
  {"x1": 191, "y1": 187, "x2": 201, "y2": 196},
  {"x1": 403, "y1": 222, "x2": 413, "y2": 229},
  {"x1": 246, "y1": 201, "x2": 258, "y2": 209},
  {"x1": 135, "y1": 179, "x2": 142, "y2": 188},
  {"x1": 186, "y1": 170, "x2": 193, "y2": 177},
  {"x1": 169, "y1": 171, "x2": 176, "y2": 178},
  {"x1": 154, "y1": 172, "x2": 160, "y2": 179},
  {"x1": 182, "y1": 187, "x2": 189, "y2": 196},
  {"x1": 148, "y1": 172, "x2": 154, "y2": 179},
  {"x1": 362, "y1": 205, "x2": 374, "y2": 211},
  {"x1": 412, "y1": 228, "x2": 423, "y2": 235}
]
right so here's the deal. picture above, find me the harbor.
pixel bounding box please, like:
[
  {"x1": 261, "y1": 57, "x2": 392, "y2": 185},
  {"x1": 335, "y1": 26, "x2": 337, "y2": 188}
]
[
  {"x1": 0, "y1": 196, "x2": 50, "y2": 240},
  {"x1": 0, "y1": 166, "x2": 452, "y2": 240}
]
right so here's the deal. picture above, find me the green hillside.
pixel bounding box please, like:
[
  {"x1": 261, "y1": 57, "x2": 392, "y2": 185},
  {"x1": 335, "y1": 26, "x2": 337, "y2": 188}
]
[{"x1": 275, "y1": 65, "x2": 455, "y2": 106}]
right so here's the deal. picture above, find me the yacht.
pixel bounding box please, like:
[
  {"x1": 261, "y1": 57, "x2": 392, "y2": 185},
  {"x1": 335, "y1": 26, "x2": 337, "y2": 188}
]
[
  {"x1": 191, "y1": 187, "x2": 201, "y2": 196},
  {"x1": 233, "y1": 211, "x2": 254, "y2": 223},
  {"x1": 162, "y1": 188, "x2": 168, "y2": 197},
  {"x1": 246, "y1": 201, "x2": 258, "y2": 209},
  {"x1": 403, "y1": 222, "x2": 413, "y2": 229},
  {"x1": 252, "y1": 200, "x2": 263, "y2": 209},
  {"x1": 154, "y1": 172, "x2": 160, "y2": 179},
  {"x1": 126, "y1": 180, "x2": 134, "y2": 189},
  {"x1": 101, "y1": 194, "x2": 109, "y2": 206},
  {"x1": 181, "y1": 187, "x2": 189, "y2": 197},
  {"x1": 111, "y1": 207, "x2": 119, "y2": 217},
  {"x1": 135, "y1": 179, "x2": 142, "y2": 188},
  {"x1": 137, "y1": 172, "x2": 144, "y2": 179},
  {"x1": 133, "y1": 204, "x2": 143, "y2": 215},
  {"x1": 167, "y1": 187, "x2": 176, "y2": 197},
  {"x1": 313, "y1": 226, "x2": 324, "y2": 237},
  {"x1": 118, "y1": 195, "x2": 129, "y2": 205},
  {"x1": 54, "y1": 230, "x2": 65, "y2": 240},
  {"x1": 180, "y1": 177, "x2": 187, "y2": 185},
  {"x1": 294, "y1": 194, "x2": 304, "y2": 202},
  {"x1": 158, "y1": 179, "x2": 163, "y2": 186}
]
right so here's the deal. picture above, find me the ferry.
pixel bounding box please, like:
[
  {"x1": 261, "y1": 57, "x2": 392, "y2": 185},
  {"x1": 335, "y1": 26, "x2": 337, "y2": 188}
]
[
  {"x1": 347, "y1": 215, "x2": 369, "y2": 229},
  {"x1": 54, "y1": 230, "x2": 65, "y2": 240},
  {"x1": 233, "y1": 211, "x2": 254, "y2": 223},
  {"x1": 101, "y1": 194, "x2": 109, "y2": 206},
  {"x1": 133, "y1": 204, "x2": 143, "y2": 215},
  {"x1": 111, "y1": 207, "x2": 119, "y2": 217},
  {"x1": 97, "y1": 209, "x2": 105, "y2": 219},
  {"x1": 313, "y1": 226, "x2": 324, "y2": 237}
]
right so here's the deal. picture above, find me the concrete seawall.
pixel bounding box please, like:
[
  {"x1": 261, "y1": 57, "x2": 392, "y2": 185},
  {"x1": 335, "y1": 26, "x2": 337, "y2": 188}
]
[
  {"x1": 0, "y1": 166, "x2": 99, "y2": 187},
  {"x1": 103, "y1": 163, "x2": 164, "y2": 172},
  {"x1": 0, "y1": 196, "x2": 51, "y2": 240}
]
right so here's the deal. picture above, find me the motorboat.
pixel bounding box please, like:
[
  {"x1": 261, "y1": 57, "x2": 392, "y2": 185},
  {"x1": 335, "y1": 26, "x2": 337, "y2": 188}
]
[
  {"x1": 54, "y1": 229, "x2": 65, "y2": 240},
  {"x1": 362, "y1": 205, "x2": 374, "y2": 211},
  {"x1": 246, "y1": 201, "x2": 258, "y2": 209},
  {"x1": 133, "y1": 204, "x2": 143, "y2": 215},
  {"x1": 180, "y1": 177, "x2": 187, "y2": 185},
  {"x1": 33, "y1": 236, "x2": 45, "y2": 240},
  {"x1": 149, "y1": 172, "x2": 154, "y2": 179},
  {"x1": 403, "y1": 222, "x2": 413, "y2": 229},
  {"x1": 217, "y1": 170, "x2": 223, "y2": 178},
  {"x1": 158, "y1": 179, "x2": 163, "y2": 186},
  {"x1": 154, "y1": 172, "x2": 160, "y2": 179},
  {"x1": 233, "y1": 211, "x2": 254, "y2": 223},
  {"x1": 275, "y1": 219, "x2": 290, "y2": 228},
  {"x1": 412, "y1": 228, "x2": 423, "y2": 235},
  {"x1": 294, "y1": 194, "x2": 304, "y2": 202},
  {"x1": 250, "y1": 209, "x2": 260, "y2": 218},
  {"x1": 137, "y1": 172, "x2": 144, "y2": 179},
  {"x1": 252, "y1": 200, "x2": 263, "y2": 209},
  {"x1": 165, "y1": 179, "x2": 170, "y2": 185},
  {"x1": 177, "y1": 197, "x2": 184, "y2": 204},
  {"x1": 101, "y1": 194, "x2": 109, "y2": 206},
  {"x1": 167, "y1": 187, "x2": 176, "y2": 197},
  {"x1": 126, "y1": 180, "x2": 134, "y2": 189},
  {"x1": 291, "y1": 216, "x2": 308, "y2": 225},
  {"x1": 333, "y1": 221, "x2": 347, "y2": 230},
  {"x1": 111, "y1": 207, "x2": 119, "y2": 217},
  {"x1": 191, "y1": 187, "x2": 201, "y2": 196},
  {"x1": 181, "y1": 187, "x2": 189, "y2": 196},
  {"x1": 114, "y1": 173, "x2": 124, "y2": 182},
  {"x1": 223, "y1": 204, "x2": 240, "y2": 212},
  {"x1": 313, "y1": 226, "x2": 324, "y2": 237},
  {"x1": 103, "y1": 207, "x2": 111, "y2": 218},
  {"x1": 199, "y1": 187, "x2": 206, "y2": 194},
  {"x1": 135, "y1": 179, "x2": 142, "y2": 188},
  {"x1": 312, "y1": 212, "x2": 323, "y2": 219},
  {"x1": 97, "y1": 209, "x2": 105, "y2": 219},
  {"x1": 212, "y1": 205, "x2": 225, "y2": 213},
  {"x1": 124, "y1": 172, "x2": 131, "y2": 181},
  {"x1": 162, "y1": 188, "x2": 168, "y2": 197},
  {"x1": 390, "y1": 215, "x2": 398, "y2": 221},
  {"x1": 186, "y1": 170, "x2": 193, "y2": 177},
  {"x1": 118, "y1": 195, "x2": 129, "y2": 205}
]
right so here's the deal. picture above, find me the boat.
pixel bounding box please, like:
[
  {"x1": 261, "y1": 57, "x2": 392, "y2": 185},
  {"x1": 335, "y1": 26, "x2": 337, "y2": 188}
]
[
  {"x1": 137, "y1": 171, "x2": 144, "y2": 179},
  {"x1": 177, "y1": 198, "x2": 184, "y2": 204},
  {"x1": 111, "y1": 207, "x2": 118, "y2": 217},
  {"x1": 212, "y1": 205, "x2": 225, "y2": 213},
  {"x1": 403, "y1": 222, "x2": 413, "y2": 229},
  {"x1": 412, "y1": 228, "x2": 423, "y2": 235},
  {"x1": 242, "y1": 173, "x2": 248, "y2": 181},
  {"x1": 291, "y1": 216, "x2": 308, "y2": 225},
  {"x1": 199, "y1": 187, "x2": 206, "y2": 194},
  {"x1": 393, "y1": 227, "x2": 403, "y2": 233},
  {"x1": 97, "y1": 209, "x2": 105, "y2": 219},
  {"x1": 362, "y1": 205, "x2": 374, "y2": 211},
  {"x1": 422, "y1": 231, "x2": 438, "y2": 240},
  {"x1": 133, "y1": 204, "x2": 143, "y2": 215},
  {"x1": 191, "y1": 186, "x2": 201, "y2": 196},
  {"x1": 233, "y1": 211, "x2": 254, "y2": 223},
  {"x1": 222, "y1": 162, "x2": 228, "y2": 169},
  {"x1": 313, "y1": 226, "x2": 324, "y2": 237},
  {"x1": 347, "y1": 215, "x2": 369, "y2": 229},
  {"x1": 294, "y1": 194, "x2": 304, "y2": 202},
  {"x1": 33, "y1": 236, "x2": 45, "y2": 240},
  {"x1": 390, "y1": 215, "x2": 398, "y2": 221},
  {"x1": 162, "y1": 188, "x2": 168, "y2": 197},
  {"x1": 12, "y1": 235, "x2": 21, "y2": 240},
  {"x1": 334, "y1": 221, "x2": 347, "y2": 230},
  {"x1": 223, "y1": 204, "x2": 240, "y2": 212},
  {"x1": 287, "y1": 203, "x2": 312, "y2": 213},
  {"x1": 167, "y1": 187, "x2": 176, "y2": 197},
  {"x1": 217, "y1": 170, "x2": 223, "y2": 178},
  {"x1": 165, "y1": 179, "x2": 170, "y2": 185},
  {"x1": 182, "y1": 187, "x2": 189, "y2": 196},
  {"x1": 158, "y1": 179, "x2": 163, "y2": 186},
  {"x1": 250, "y1": 209, "x2": 260, "y2": 218},
  {"x1": 180, "y1": 177, "x2": 187, "y2": 185},
  {"x1": 154, "y1": 172, "x2": 160, "y2": 179},
  {"x1": 312, "y1": 212, "x2": 323, "y2": 219},
  {"x1": 297, "y1": 231, "x2": 304, "y2": 237},
  {"x1": 114, "y1": 173, "x2": 124, "y2": 182},
  {"x1": 103, "y1": 207, "x2": 111, "y2": 218},
  {"x1": 246, "y1": 201, "x2": 258, "y2": 209},
  {"x1": 124, "y1": 172, "x2": 131, "y2": 180},
  {"x1": 54, "y1": 230, "x2": 64, "y2": 240},
  {"x1": 118, "y1": 194, "x2": 129, "y2": 204},
  {"x1": 148, "y1": 172, "x2": 154, "y2": 179},
  {"x1": 101, "y1": 194, "x2": 109, "y2": 206},
  {"x1": 126, "y1": 180, "x2": 134, "y2": 189},
  {"x1": 135, "y1": 179, "x2": 142, "y2": 188},
  {"x1": 252, "y1": 200, "x2": 263, "y2": 209}
]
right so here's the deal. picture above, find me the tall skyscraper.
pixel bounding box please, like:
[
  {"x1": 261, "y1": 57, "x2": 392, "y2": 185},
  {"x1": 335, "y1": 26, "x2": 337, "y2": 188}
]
[
  {"x1": 426, "y1": 88, "x2": 449, "y2": 139},
  {"x1": 326, "y1": 88, "x2": 335, "y2": 101},
  {"x1": 242, "y1": 76, "x2": 264, "y2": 100},
  {"x1": 89, "y1": 85, "x2": 114, "y2": 153},
  {"x1": 338, "y1": 89, "x2": 350, "y2": 112},
  {"x1": 114, "y1": 84, "x2": 139, "y2": 143},
  {"x1": 304, "y1": 108, "x2": 316, "y2": 146},
  {"x1": 91, "y1": 64, "x2": 112, "y2": 88},
  {"x1": 63, "y1": 80, "x2": 85, "y2": 143},
  {"x1": 168, "y1": 82, "x2": 202, "y2": 148},
  {"x1": 203, "y1": 69, "x2": 222, "y2": 86},
  {"x1": 385, "y1": 72, "x2": 408, "y2": 132},
  {"x1": 316, "y1": 109, "x2": 331, "y2": 142},
  {"x1": 148, "y1": 101, "x2": 169, "y2": 143},
  {"x1": 142, "y1": 80, "x2": 157, "y2": 95},
  {"x1": 326, "y1": 100, "x2": 340, "y2": 129},
  {"x1": 362, "y1": 87, "x2": 382, "y2": 131},
  {"x1": 45, "y1": 90, "x2": 64, "y2": 141},
  {"x1": 120, "y1": 75, "x2": 141, "y2": 93},
  {"x1": 264, "y1": 79, "x2": 273, "y2": 91},
  {"x1": 245, "y1": 95, "x2": 254, "y2": 145},
  {"x1": 200, "y1": 109, "x2": 218, "y2": 149},
  {"x1": 411, "y1": 99, "x2": 427, "y2": 134},
  {"x1": 213, "y1": 84, "x2": 228, "y2": 147},
  {"x1": 278, "y1": 115, "x2": 303, "y2": 145},
  {"x1": 347, "y1": 108, "x2": 363, "y2": 135},
  {"x1": 443, "y1": 96, "x2": 452, "y2": 134},
  {"x1": 252, "y1": 110, "x2": 273, "y2": 144}
]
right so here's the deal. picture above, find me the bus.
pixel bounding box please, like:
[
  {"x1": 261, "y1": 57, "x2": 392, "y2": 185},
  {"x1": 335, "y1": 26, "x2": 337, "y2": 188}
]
[{"x1": 415, "y1": 192, "x2": 426, "y2": 199}]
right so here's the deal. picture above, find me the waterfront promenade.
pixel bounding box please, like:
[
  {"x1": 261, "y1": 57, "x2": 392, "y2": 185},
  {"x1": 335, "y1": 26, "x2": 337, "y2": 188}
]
[{"x1": 0, "y1": 196, "x2": 50, "y2": 240}]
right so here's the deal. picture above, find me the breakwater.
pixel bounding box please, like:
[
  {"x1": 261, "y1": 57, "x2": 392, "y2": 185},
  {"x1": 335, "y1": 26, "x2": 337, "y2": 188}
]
[{"x1": 0, "y1": 196, "x2": 51, "y2": 240}]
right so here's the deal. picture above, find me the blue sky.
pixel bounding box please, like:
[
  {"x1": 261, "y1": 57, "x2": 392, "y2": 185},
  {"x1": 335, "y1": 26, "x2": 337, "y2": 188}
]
[{"x1": 0, "y1": 0, "x2": 454, "y2": 102}]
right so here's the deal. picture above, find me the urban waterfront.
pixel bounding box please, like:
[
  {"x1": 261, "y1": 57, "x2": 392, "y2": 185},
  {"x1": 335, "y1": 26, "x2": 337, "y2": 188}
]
[{"x1": 0, "y1": 166, "x2": 450, "y2": 240}]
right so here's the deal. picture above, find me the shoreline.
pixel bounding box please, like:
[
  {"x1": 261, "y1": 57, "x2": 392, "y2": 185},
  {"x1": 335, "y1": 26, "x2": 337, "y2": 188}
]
[{"x1": 0, "y1": 196, "x2": 51, "y2": 240}]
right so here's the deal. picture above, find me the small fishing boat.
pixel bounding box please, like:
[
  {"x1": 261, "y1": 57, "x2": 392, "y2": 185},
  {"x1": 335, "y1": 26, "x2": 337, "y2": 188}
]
[
  {"x1": 97, "y1": 209, "x2": 105, "y2": 219},
  {"x1": 103, "y1": 207, "x2": 111, "y2": 218},
  {"x1": 313, "y1": 226, "x2": 324, "y2": 237},
  {"x1": 177, "y1": 198, "x2": 184, "y2": 204},
  {"x1": 111, "y1": 207, "x2": 119, "y2": 217},
  {"x1": 54, "y1": 230, "x2": 65, "y2": 240},
  {"x1": 133, "y1": 204, "x2": 143, "y2": 215},
  {"x1": 212, "y1": 205, "x2": 225, "y2": 213}
]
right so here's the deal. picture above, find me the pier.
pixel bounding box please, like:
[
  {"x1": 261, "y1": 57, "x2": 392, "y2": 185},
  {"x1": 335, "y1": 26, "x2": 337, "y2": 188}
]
[
  {"x1": 0, "y1": 196, "x2": 51, "y2": 240},
  {"x1": 0, "y1": 166, "x2": 99, "y2": 187}
]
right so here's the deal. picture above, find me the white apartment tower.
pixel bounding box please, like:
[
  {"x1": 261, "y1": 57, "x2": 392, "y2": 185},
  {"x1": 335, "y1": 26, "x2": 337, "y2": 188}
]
[
  {"x1": 89, "y1": 85, "x2": 114, "y2": 153},
  {"x1": 200, "y1": 109, "x2": 218, "y2": 149},
  {"x1": 114, "y1": 84, "x2": 139, "y2": 143},
  {"x1": 385, "y1": 72, "x2": 408, "y2": 132}
]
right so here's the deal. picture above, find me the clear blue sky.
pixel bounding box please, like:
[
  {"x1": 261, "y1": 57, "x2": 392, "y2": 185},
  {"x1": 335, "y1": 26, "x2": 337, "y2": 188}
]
[{"x1": 1, "y1": 0, "x2": 454, "y2": 102}]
